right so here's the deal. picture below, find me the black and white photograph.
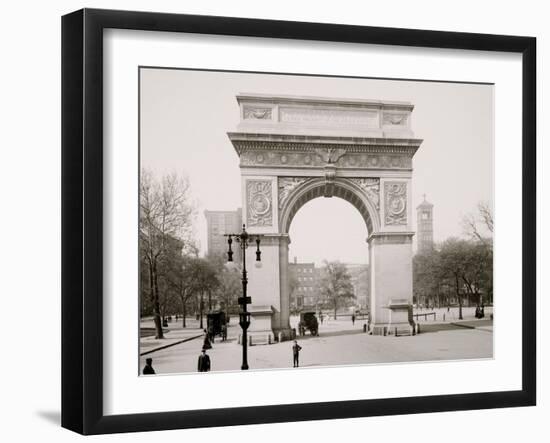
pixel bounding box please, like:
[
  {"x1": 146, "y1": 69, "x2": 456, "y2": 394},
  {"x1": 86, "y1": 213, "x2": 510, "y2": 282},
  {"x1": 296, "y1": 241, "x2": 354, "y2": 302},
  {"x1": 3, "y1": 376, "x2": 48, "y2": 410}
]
[
  {"x1": 2, "y1": 0, "x2": 544, "y2": 440},
  {"x1": 138, "y1": 68, "x2": 494, "y2": 375}
]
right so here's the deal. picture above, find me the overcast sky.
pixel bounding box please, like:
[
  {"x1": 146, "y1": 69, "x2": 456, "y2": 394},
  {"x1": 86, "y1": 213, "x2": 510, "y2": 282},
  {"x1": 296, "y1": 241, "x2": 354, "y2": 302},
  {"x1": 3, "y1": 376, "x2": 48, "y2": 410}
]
[{"x1": 140, "y1": 68, "x2": 493, "y2": 266}]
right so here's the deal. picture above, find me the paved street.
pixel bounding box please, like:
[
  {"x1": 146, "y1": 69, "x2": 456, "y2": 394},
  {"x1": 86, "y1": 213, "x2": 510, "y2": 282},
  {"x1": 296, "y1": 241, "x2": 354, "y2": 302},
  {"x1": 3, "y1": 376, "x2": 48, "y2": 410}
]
[{"x1": 139, "y1": 307, "x2": 493, "y2": 375}]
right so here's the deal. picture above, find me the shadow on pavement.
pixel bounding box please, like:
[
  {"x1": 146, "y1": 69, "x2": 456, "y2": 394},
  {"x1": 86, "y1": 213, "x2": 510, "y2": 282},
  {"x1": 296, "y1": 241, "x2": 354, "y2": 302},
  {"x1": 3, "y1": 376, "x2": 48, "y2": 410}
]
[
  {"x1": 419, "y1": 319, "x2": 493, "y2": 334},
  {"x1": 297, "y1": 328, "x2": 364, "y2": 341}
]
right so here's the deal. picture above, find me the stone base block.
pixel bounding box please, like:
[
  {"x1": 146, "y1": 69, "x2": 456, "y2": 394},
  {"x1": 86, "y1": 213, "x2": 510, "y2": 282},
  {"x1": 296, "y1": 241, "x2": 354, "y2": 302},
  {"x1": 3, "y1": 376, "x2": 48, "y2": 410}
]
[
  {"x1": 388, "y1": 322, "x2": 415, "y2": 336},
  {"x1": 250, "y1": 331, "x2": 274, "y2": 345},
  {"x1": 370, "y1": 323, "x2": 415, "y2": 336},
  {"x1": 273, "y1": 328, "x2": 295, "y2": 342},
  {"x1": 240, "y1": 305, "x2": 276, "y2": 346},
  {"x1": 388, "y1": 299, "x2": 415, "y2": 336},
  {"x1": 237, "y1": 331, "x2": 275, "y2": 345},
  {"x1": 370, "y1": 324, "x2": 388, "y2": 336}
]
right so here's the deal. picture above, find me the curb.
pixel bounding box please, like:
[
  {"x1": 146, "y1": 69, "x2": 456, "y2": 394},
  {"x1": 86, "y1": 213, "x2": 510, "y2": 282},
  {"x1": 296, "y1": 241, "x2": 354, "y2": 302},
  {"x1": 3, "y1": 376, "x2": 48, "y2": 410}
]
[
  {"x1": 140, "y1": 333, "x2": 204, "y2": 356},
  {"x1": 450, "y1": 321, "x2": 493, "y2": 331},
  {"x1": 450, "y1": 322, "x2": 476, "y2": 329}
]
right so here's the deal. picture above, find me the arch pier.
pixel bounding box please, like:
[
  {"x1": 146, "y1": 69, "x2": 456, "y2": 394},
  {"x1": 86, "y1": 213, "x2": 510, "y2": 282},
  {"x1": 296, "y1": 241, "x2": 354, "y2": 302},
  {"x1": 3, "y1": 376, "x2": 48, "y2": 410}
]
[{"x1": 227, "y1": 94, "x2": 423, "y2": 342}]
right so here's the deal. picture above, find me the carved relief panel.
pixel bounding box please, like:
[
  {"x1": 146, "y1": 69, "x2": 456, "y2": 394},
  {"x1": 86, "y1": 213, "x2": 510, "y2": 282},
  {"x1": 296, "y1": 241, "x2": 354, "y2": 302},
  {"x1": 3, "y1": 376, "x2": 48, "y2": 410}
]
[
  {"x1": 243, "y1": 106, "x2": 273, "y2": 120},
  {"x1": 382, "y1": 111, "x2": 409, "y2": 127},
  {"x1": 384, "y1": 182, "x2": 408, "y2": 226},
  {"x1": 278, "y1": 177, "x2": 309, "y2": 210},
  {"x1": 350, "y1": 178, "x2": 380, "y2": 211},
  {"x1": 246, "y1": 180, "x2": 273, "y2": 227}
]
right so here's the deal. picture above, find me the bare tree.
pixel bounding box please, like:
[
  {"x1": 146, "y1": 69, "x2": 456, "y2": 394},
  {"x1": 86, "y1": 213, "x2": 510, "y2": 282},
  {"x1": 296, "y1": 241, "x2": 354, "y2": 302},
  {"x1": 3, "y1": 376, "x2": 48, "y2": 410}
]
[
  {"x1": 478, "y1": 201, "x2": 494, "y2": 233},
  {"x1": 438, "y1": 238, "x2": 469, "y2": 320},
  {"x1": 461, "y1": 201, "x2": 493, "y2": 304},
  {"x1": 413, "y1": 250, "x2": 440, "y2": 308},
  {"x1": 140, "y1": 170, "x2": 195, "y2": 339},
  {"x1": 167, "y1": 256, "x2": 206, "y2": 328},
  {"x1": 462, "y1": 201, "x2": 494, "y2": 243}
]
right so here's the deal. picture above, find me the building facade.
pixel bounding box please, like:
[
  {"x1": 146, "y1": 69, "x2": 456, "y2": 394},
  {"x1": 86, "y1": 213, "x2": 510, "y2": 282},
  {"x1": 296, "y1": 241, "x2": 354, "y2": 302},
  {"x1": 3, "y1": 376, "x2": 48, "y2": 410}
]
[
  {"x1": 204, "y1": 209, "x2": 243, "y2": 261},
  {"x1": 416, "y1": 195, "x2": 434, "y2": 254},
  {"x1": 289, "y1": 258, "x2": 318, "y2": 310},
  {"x1": 289, "y1": 259, "x2": 369, "y2": 312}
]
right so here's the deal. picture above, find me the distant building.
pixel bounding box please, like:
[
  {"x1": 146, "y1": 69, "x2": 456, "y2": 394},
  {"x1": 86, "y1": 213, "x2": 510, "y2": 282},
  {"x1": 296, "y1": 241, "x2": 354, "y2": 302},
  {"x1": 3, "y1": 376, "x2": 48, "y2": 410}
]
[
  {"x1": 204, "y1": 209, "x2": 242, "y2": 261},
  {"x1": 289, "y1": 258, "x2": 318, "y2": 310},
  {"x1": 416, "y1": 195, "x2": 434, "y2": 254},
  {"x1": 289, "y1": 259, "x2": 369, "y2": 312}
]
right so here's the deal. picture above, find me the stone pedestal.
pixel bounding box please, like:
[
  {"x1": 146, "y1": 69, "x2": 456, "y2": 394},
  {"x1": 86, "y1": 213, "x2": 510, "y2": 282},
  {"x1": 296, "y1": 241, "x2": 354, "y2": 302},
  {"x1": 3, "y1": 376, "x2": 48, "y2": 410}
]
[
  {"x1": 387, "y1": 299, "x2": 415, "y2": 336},
  {"x1": 244, "y1": 234, "x2": 292, "y2": 342},
  {"x1": 368, "y1": 232, "x2": 415, "y2": 336},
  {"x1": 239, "y1": 305, "x2": 275, "y2": 345}
]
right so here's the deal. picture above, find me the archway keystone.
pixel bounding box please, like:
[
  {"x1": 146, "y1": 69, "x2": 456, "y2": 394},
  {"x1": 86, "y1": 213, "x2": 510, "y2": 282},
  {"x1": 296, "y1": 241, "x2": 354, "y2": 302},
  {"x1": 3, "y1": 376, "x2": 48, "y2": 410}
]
[{"x1": 228, "y1": 94, "x2": 423, "y2": 340}]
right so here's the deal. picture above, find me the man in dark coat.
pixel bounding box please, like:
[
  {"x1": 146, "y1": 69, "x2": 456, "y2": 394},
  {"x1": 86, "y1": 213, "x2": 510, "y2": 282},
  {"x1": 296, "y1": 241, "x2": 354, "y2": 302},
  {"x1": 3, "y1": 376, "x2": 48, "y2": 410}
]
[
  {"x1": 198, "y1": 349, "x2": 211, "y2": 372},
  {"x1": 142, "y1": 357, "x2": 155, "y2": 375},
  {"x1": 292, "y1": 340, "x2": 302, "y2": 368}
]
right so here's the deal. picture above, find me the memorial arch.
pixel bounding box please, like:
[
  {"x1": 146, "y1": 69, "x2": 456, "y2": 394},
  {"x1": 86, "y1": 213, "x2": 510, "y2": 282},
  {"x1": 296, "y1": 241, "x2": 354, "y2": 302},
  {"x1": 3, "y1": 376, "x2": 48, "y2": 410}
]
[{"x1": 227, "y1": 94, "x2": 423, "y2": 341}]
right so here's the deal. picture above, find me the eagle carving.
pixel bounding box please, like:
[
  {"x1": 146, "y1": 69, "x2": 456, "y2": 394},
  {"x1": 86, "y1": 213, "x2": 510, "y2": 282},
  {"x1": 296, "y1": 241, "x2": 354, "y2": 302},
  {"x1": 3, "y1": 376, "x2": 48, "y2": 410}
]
[{"x1": 314, "y1": 148, "x2": 346, "y2": 164}]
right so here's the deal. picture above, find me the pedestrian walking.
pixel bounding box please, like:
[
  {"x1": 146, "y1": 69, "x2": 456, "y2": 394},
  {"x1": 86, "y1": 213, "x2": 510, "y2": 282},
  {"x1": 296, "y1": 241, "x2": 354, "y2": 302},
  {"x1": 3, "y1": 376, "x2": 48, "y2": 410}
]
[
  {"x1": 142, "y1": 357, "x2": 155, "y2": 375},
  {"x1": 292, "y1": 340, "x2": 302, "y2": 368},
  {"x1": 221, "y1": 323, "x2": 227, "y2": 341},
  {"x1": 351, "y1": 313, "x2": 356, "y2": 325},
  {"x1": 197, "y1": 349, "x2": 211, "y2": 372},
  {"x1": 203, "y1": 329, "x2": 212, "y2": 350}
]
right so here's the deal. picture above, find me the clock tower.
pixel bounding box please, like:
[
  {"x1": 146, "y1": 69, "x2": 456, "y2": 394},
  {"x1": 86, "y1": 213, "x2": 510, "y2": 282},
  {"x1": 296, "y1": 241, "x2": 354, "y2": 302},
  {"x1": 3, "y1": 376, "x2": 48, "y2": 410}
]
[{"x1": 417, "y1": 195, "x2": 434, "y2": 253}]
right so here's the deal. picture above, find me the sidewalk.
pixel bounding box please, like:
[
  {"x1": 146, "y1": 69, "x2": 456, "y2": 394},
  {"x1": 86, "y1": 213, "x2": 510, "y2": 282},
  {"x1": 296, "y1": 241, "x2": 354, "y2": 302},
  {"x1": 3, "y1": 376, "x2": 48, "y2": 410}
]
[
  {"x1": 413, "y1": 306, "x2": 493, "y2": 324},
  {"x1": 140, "y1": 317, "x2": 206, "y2": 355}
]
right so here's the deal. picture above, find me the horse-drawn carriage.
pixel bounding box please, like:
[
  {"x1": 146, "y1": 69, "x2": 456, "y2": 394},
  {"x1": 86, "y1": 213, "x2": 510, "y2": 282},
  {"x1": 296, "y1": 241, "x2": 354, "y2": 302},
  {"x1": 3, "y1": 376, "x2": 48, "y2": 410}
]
[
  {"x1": 298, "y1": 311, "x2": 319, "y2": 336},
  {"x1": 206, "y1": 311, "x2": 227, "y2": 339}
]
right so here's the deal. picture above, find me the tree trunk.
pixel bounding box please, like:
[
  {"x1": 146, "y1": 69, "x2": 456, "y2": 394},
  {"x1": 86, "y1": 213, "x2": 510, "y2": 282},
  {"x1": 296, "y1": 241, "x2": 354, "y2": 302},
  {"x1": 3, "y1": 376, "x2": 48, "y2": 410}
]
[
  {"x1": 199, "y1": 293, "x2": 204, "y2": 329},
  {"x1": 333, "y1": 300, "x2": 337, "y2": 320},
  {"x1": 183, "y1": 300, "x2": 187, "y2": 327},
  {"x1": 455, "y1": 274, "x2": 463, "y2": 320},
  {"x1": 150, "y1": 261, "x2": 164, "y2": 339},
  {"x1": 180, "y1": 293, "x2": 187, "y2": 328}
]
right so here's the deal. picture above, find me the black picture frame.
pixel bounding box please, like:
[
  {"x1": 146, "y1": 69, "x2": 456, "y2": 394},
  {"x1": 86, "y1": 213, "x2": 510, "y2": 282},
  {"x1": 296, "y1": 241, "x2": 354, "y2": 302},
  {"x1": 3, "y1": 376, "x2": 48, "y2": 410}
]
[{"x1": 61, "y1": 8, "x2": 536, "y2": 435}]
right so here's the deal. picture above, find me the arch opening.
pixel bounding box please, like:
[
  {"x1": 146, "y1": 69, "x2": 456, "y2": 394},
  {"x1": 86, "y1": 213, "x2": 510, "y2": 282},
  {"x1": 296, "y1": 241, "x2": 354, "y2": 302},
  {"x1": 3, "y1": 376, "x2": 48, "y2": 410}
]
[
  {"x1": 288, "y1": 196, "x2": 370, "y2": 265},
  {"x1": 287, "y1": 197, "x2": 370, "y2": 313},
  {"x1": 280, "y1": 177, "x2": 380, "y2": 236}
]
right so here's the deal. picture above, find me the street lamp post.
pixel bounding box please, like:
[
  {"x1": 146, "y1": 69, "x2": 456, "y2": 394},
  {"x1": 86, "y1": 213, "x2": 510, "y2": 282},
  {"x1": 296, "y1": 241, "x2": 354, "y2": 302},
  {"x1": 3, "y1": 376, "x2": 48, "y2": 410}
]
[{"x1": 225, "y1": 224, "x2": 261, "y2": 370}]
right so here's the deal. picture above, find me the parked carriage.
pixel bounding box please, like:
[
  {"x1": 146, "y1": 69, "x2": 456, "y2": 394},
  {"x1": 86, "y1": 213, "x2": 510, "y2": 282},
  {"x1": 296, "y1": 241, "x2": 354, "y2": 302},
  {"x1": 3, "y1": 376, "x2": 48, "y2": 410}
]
[
  {"x1": 298, "y1": 311, "x2": 319, "y2": 336},
  {"x1": 206, "y1": 311, "x2": 227, "y2": 337}
]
